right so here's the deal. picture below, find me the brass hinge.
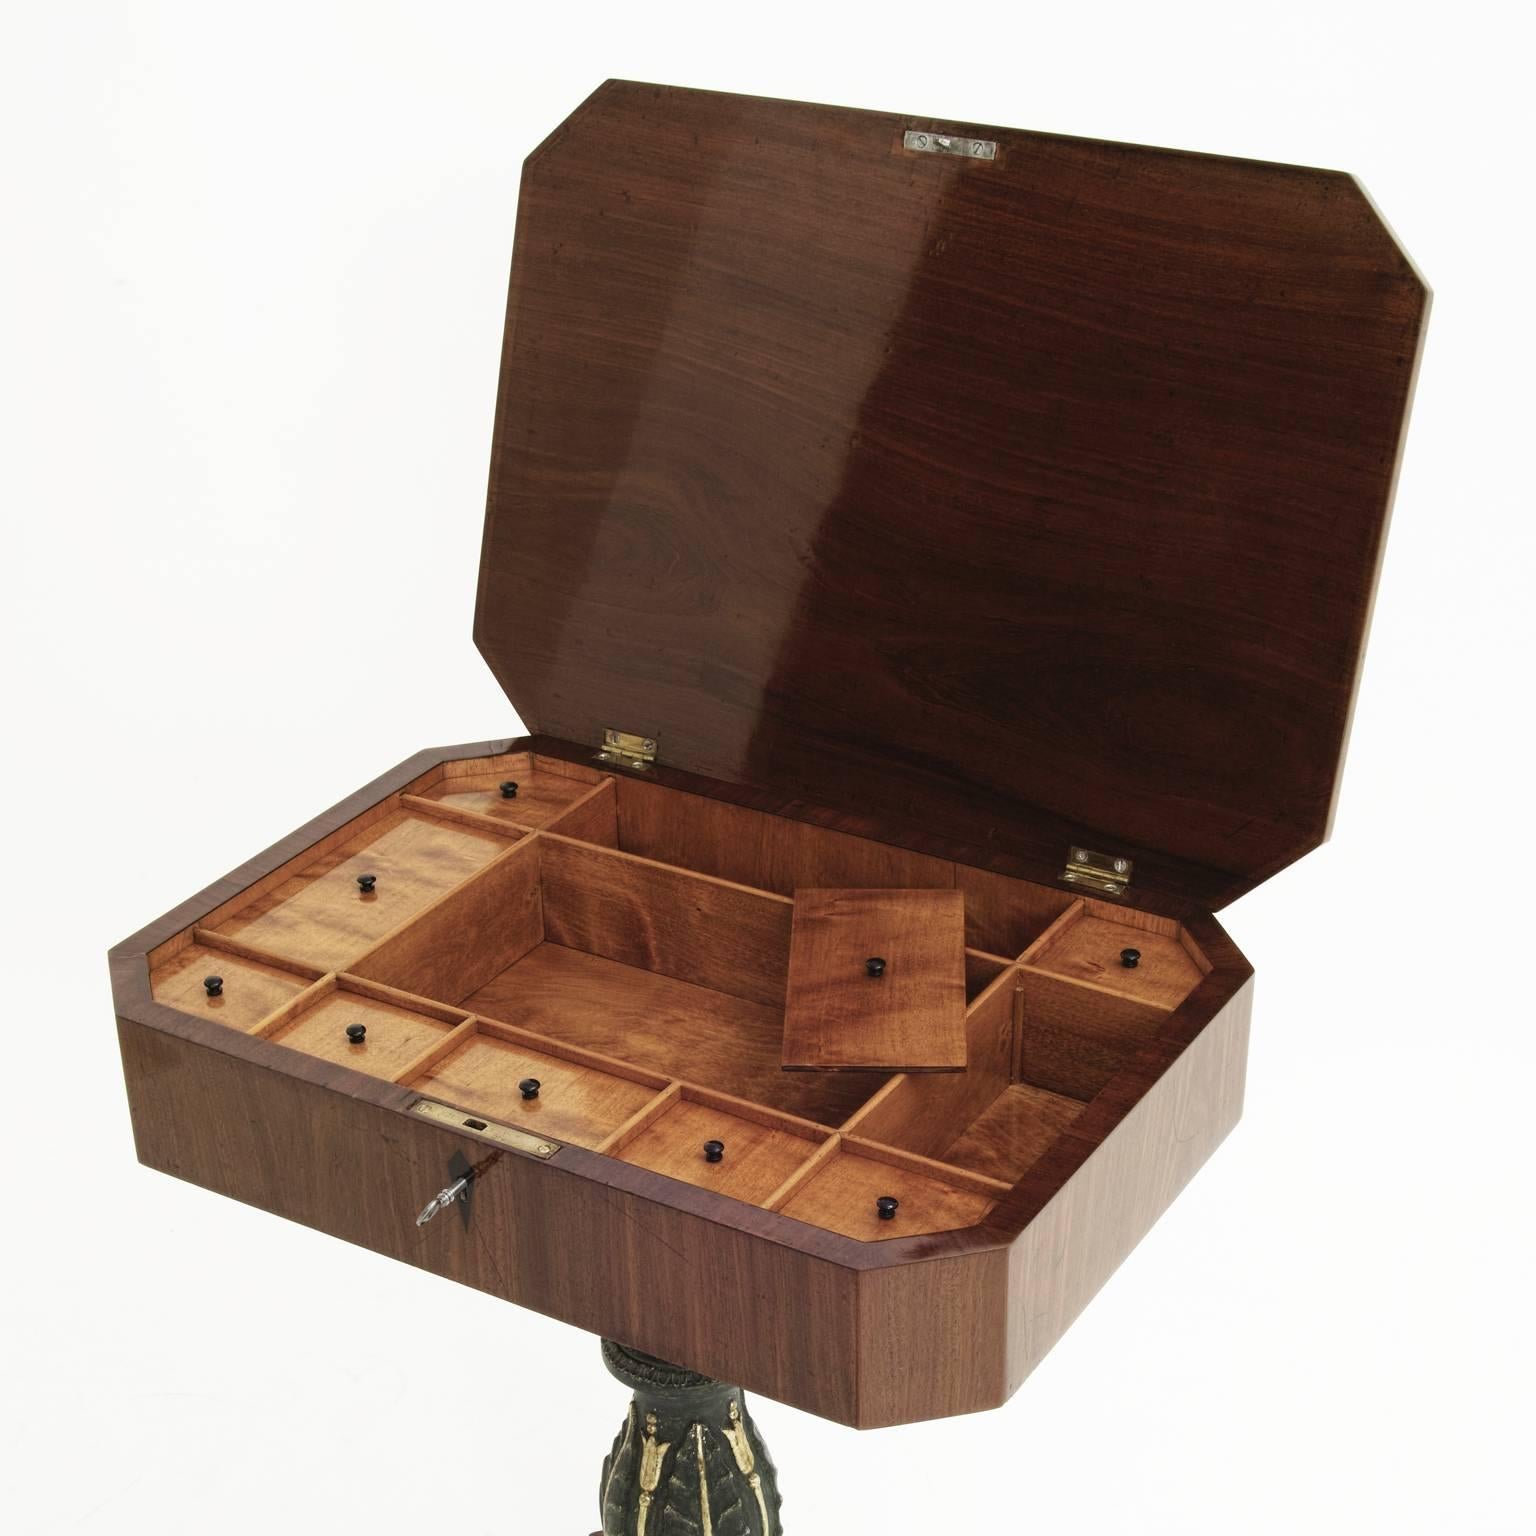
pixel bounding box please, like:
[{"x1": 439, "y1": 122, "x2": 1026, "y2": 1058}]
[
  {"x1": 595, "y1": 727, "x2": 658, "y2": 772},
  {"x1": 1061, "y1": 846, "x2": 1133, "y2": 898}
]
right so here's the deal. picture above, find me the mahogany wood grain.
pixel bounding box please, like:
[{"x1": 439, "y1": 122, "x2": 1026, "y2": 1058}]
[
  {"x1": 463, "y1": 941, "x2": 883, "y2": 1125},
  {"x1": 347, "y1": 835, "x2": 544, "y2": 1002},
  {"x1": 213, "y1": 810, "x2": 513, "y2": 972},
  {"x1": 477, "y1": 81, "x2": 1428, "y2": 911},
  {"x1": 538, "y1": 834, "x2": 793, "y2": 1008},
  {"x1": 115, "y1": 1012, "x2": 874, "y2": 1422},
  {"x1": 1003, "y1": 978, "x2": 1253, "y2": 1395},
  {"x1": 149, "y1": 942, "x2": 310, "y2": 1032},
  {"x1": 782, "y1": 889, "x2": 966, "y2": 1072}
]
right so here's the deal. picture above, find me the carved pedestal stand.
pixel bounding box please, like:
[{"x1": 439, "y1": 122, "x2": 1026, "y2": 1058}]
[{"x1": 595, "y1": 1340, "x2": 784, "y2": 1535}]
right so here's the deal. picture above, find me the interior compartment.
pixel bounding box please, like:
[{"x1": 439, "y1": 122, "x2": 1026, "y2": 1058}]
[
  {"x1": 1014, "y1": 969, "x2": 1170, "y2": 1101},
  {"x1": 407, "y1": 1019, "x2": 664, "y2": 1147},
  {"x1": 1023, "y1": 900, "x2": 1206, "y2": 1010},
  {"x1": 937, "y1": 1084, "x2": 1086, "y2": 1185},
  {"x1": 149, "y1": 756, "x2": 1214, "y2": 1242},
  {"x1": 461, "y1": 943, "x2": 876, "y2": 1127},
  {"x1": 210, "y1": 806, "x2": 518, "y2": 972},
  {"x1": 608, "y1": 1086, "x2": 832, "y2": 1204},
  {"x1": 412, "y1": 751, "x2": 616, "y2": 839},
  {"x1": 773, "y1": 1138, "x2": 1008, "y2": 1241},
  {"x1": 149, "y1": 939, "x2": 317, "y2": 1032},
  {"x1": 258, "y1": 975, "x2": 469, "y2": 1081}
]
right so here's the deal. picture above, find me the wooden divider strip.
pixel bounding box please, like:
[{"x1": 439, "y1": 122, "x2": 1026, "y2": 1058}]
[
  {"x1": 532, "y1": 753, "x2": 611, "y2": 785},
  {"x1": 762, "y1": 1135, "x2": 842, "y2": 1212},
  {"x1": 1017, "y1": 900, "x2": 1085, "y2": 965},
  {"x1": 391, "y1": 1016, "x2": 480, "y2": 1086},
  {"x1": 841, "y1": 1135, "x2": 1014, "y2": 1196},
  {"x1": 473, "y1": 1013, "x2": 672, "y2": 1089},
  {"x1": 838, "y1": 1076, "x2": 907, "y2": 1137},
  {"x1": 843, "y1": 964, "x2": 1017, "y2": 1158},
  {"x1": 1178, "y1": 925, "x2": 1214, "y2": 976},
  {"x1": 191, "y1": 928, "x2": 328, "y2": 980},
  {"x1": 967, "y1": 947, "x2": 1015, "y2": 968},
  {"x1": 539, "y1": 829, "x2": 796, "y2": 905},
  {"x1": 347, "y1": 835, "x2": 544, "y2": 1003},
  {"x1": 331, "y1": 974, "x2": 474, "y2": 1025},
  {"x1": 673, "y1": 1083, "x2": 834, "y2": 1140},
  {"x1": 249, "y1": 974, "x2": 339, "y2": 1039},
  {"x1": 538, "y1": 832, "x2": 794, "y2": 1008},
  {"x1": 541, "y1": 777, "x2": 618, "y2": 846},
  {"x1": 595, "y1": 1083, "x2": 684, "y2": 1155},
  {"x1": 1018, "y1": 960, "x2": 1172, "y2": 1009},
  {"x1": 1014, "y1": 968, "x2": 1169, "y2": 1100},
  {"x1": 399, "y1": 793, "x2": 539, "y2": 839}
]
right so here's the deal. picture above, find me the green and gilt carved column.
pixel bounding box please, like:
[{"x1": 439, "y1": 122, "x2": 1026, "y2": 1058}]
[{"x1": 598, "y1": 1340, "x2": 784, "y2": 1535}]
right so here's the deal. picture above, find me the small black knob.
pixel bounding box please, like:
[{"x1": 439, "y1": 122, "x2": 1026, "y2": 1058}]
[
  {"x1": 703, "y1": 1139, "x2": 725, "y2": 1164},
  {"x1": 518, "y1": 1077, "x2": 541, "y2": 1101},
  {"x1": 1120, "y1": 947, "x2": 1141, "y2": 969},
  {"x1": 203, "y1": 975, "x2": 224, "y2": 997},
  {"x1": 876, "y1": 1195, "x2": 900, "y2": 1221},
  {"x1": 866, "y1": 957, "x2": 887, "y2": 978},
  {"x1": 345, "y1": 1023, "x2": 367, "y2": 1043},
  {"x1": 499, "y1": 780, "x2": 520, "y2": 799},
  {"x1": 357, "y1": 873, "x2": 377, "y2": 894}
]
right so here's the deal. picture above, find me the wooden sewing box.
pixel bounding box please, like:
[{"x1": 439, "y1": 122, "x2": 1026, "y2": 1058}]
[{"x1": 110, "y1": 80, "x2": 1426, "y2": 1526}]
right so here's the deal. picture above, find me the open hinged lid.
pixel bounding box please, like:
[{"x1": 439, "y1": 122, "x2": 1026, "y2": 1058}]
[{"x1": 476, "y1": 81, "x2": 1428, "y2": 910}]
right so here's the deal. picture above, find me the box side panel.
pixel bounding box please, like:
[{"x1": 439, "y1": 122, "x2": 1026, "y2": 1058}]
[
  {"x1": 117, "y1": 1015, "x2": 862, "y2": 1424},
  {"x1": 855, "y1": 1246, "x2": 1011, "y2": 1428},
  {"x1": 1005, "y1": 978, "x2": 1253, "y2": 1391}
]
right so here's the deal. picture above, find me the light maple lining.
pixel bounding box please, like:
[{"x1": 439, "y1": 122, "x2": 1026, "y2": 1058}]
[{"x1": 147, "y1": 752, "x2": 1208, "y2": 1241}]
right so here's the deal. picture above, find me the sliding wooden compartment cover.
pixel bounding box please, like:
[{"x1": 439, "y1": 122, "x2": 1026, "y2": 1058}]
[
  {"x1": 112, "y1": 82, "x2": 1426, "y2": 1431},
  {"x1": 782, "y1": 889, "x2": 968, "y2": 1072}
]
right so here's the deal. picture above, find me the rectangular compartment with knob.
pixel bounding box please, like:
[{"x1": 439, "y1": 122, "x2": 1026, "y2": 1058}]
[{"x1": 112, "y1": 82, "x2": 1425, "y2": 1429}]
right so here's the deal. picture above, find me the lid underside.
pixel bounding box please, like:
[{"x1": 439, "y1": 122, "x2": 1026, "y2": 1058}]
[{"x1": 476, "y1": 81, "x2": 1428, "y2": 909}]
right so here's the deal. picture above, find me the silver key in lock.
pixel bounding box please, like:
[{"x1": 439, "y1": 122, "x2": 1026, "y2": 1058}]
[{"x1": 415, "y1": 1175, "x2": 470, "y2": 1227}]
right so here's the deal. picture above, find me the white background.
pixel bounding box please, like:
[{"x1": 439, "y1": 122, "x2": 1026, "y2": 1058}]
[{"x1": 3, "y1": 3, "x2": 1531, "y2": 1532}]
